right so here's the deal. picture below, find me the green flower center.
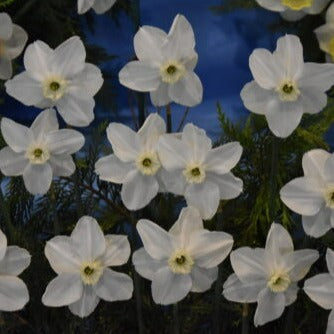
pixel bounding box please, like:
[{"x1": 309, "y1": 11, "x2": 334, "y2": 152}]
[
  {"x1": 142, "y1": 158, "x2": 152, "y2": 167},
  {"x1": 83, "y1": 266, "x2": 95, "y2": 276},
  {"x1": 191, "y1": 167, "x2": 201, "y2": 177},
  {"x1": 282, "y1": 84, "x2": 294, "y2": 94},
  {"x1": 166, "y1": 65, "x2": 177, "y2": 75},
  {"x1": 49, "y1": 81, "x2": 60, "y2": 91},
  {"x1": 33, "y1": 148, "x2": 43, "y2": 158},
  {"x1": 268, "y1": 272, "x2": 291, "y2": 292},
  {"x1": 175, "y1": 255, "x2": 186, "y2": 265}
]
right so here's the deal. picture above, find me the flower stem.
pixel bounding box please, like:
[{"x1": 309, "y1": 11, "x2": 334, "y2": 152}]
[
  {"x1": 134, "y1": 270, "x2": 145, "y2": 334},
  {"x1": 242, "y1": 303, "x2": 249, "y2": 334},
  {"x1": 49, "y1": 184, "x2": 60, "y2": 235},
  {"x1": 0, "y1": 185, "x2": 15, "y2": 242},
  {"x1": 177, "y1": 107, "x2": 190, "y2": 132},
  {"x1": 166, "y1": 104, "x2": 172, "y2": 133},
  {"x1": 269, "y1": 136, "x2": 279, "y2": 222},
  {"x1": 172, "y1": 303, "x2": 180, "y2": 334}
]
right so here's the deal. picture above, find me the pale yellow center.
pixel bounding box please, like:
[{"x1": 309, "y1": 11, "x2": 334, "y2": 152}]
[
  {"x1": 324, "y1": 186, "x2": 334, "y2": 209},
  {"x1": 168, "y1": 250, "x2": 194, "y2": 274},
  {"x1": 0, "y1": 40, "x2": 4, "y2": 57},
  {"x1": 328, "y1": 37, "x2": 334, "y2": 62},
  {"x1": 281, "y1": 0, "x2": 313, "y2": 10},
  {"x1": 276, "y1": 80, "x2": 300, "y2": 102},
  {"x1": 25, "y1": 144, "x2": 50, "y2": 164},
  {"x1": 135, "y1": 151, "x2": 161, "y2": 176},
  {"x1": 42, "y1": 76, "x2": 68, "y2": 101},
  {"x1": 80, "y1": 261, "x2": 103, "y2": 285},
  {"x1": 160, "y1": 60, "x2": 186, "y2": 84},
  {"x1": 267, "y1": 271, "x2": 291, "y2": 293},
  {"x1": 183, "y1": 163, "x2": 206, "y2": 184}
]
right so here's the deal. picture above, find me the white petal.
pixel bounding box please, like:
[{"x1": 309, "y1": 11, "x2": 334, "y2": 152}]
[
  {"x1": 0, "y1": 13, "x2": 13, "y2": 40},
  {"x1": 31, "y1": 109, "x2": 59, "y2": 140},
  {"x1": 304, "y1": 273, "x2": 334, "y2": 310},
  {"x1": 5, "y1": 25, "x2": 28, "y2": 59},
  {"x1": 136, "y1": 219, "x2": 173, "y2": 260},
  {"x1": 151, "y1": 267, "x2": 192, "y2": 305},
  {"x1": 119, "y1": 61, "x2": 161, "y2": 92},
  {"x1": 0, "y1": 230, "x2": 7, "y2": 262},
  {"x1": 159, "y1": 169, "x2": 187, "y2": 195},
  {"x1": 169, "y1": 206, "x2": 203, "y2": 247},
  {"x1": 70, "y1": 216, "x2": 106, "y2": 261},
  {"x1": 305, "y1": 0, "x2": 331, "y2": 14},
  {"x1": 190, "y1": 266, "x2": 218, "y2": 293},
  {"x1": 181, "y1": 124, "x2": 212, "y2": 162},
  {"x1": 205, "y1": 142, "x2": 242, "y2": 174},
  {"x1": 254, "y1": 288, "x2": 286, "y2": 326},
  {"x1": 0, "y1": 246, "x2": 30, "y2": 275},
  {"x1": 223, "y1": 273, "x2": 265, "y2": 303},
  {"x1": 92, "y1": 0, "x2": 116, "y2": 13},
  {"x1": 134, "y1": 26, "x2": 166, "y2": 62},
  {"x1": 1, "y1": 118, "x2": 33, "y2": 153},
  {"x1": 23, "y1": 163, "x2": 53, "y2": 195},
  {"x1": 284, "y1": 283, "x2": 298, "y2": 306},
  {"x1": 94, "y1": 268, "x2": 133, "y2": 301},
  {"x1": 249, "y1": 48, "x2": 282, "y2": 89},
  {"x1": 168, "y1": 71, "x2": 203, "y2": 107},
  {"x1": 0, "y1": 276, "x2": 29, "y2": 311},
  {"x1": 207, "y1": 172, "x2": 243, "y2": 200},
  {"x1": 163, "y1": 14, "x2": 195, "y2": 60},
  {"x1": 188, "y1": 230, "x2": 233, "y2": 268},
  {"x1": 150, "y1": 82, "x2": 171, "y2": 107},
  {"x1": 23, "y1": 40, "x2": 52, "y2": 81},
  {"x1": 69, "y1": 63, "x2": 103, "y2": 97},
  {"x1": 241, "y1": 81, "x2": 276, "y2": 115},
  {"x1": 132, "y1": 248, "x2": 165, "y2": 281},
  {"x1": 49, "y1": 155, "x2": 76, "y2": 177},
  {"x1": 255, "y1": 0, "x2": 285, "y2": 11},
  {"x1": 158, "y1": 134, "x2": 188, "y2": 170},
  {"x1": 77, "y1": 0, "x2": 94, "y2": 14},
  {"x1": 298, "y1": 87, "x2": 327, "y2": 114},
  {"x1": 46, "y1": 129, "x2": 84, "y2": 155},
  {"x1": 0, "y1": 53, "x2": 13, "y2": 80},
  {"x1": 95, "y1": 154, "x2": 133, "y2": 184},
  {"x1": 324, "y1": 153, "x2": 334, "y2": 183},
  {"x1": 121, "y1": 170, "x2": 159, "y2": 210},
  {"x1": 56, "y1": 94, "x2": 95, "y2": 127},
  {"x1": 285, "y1": 249, "x2": 319, "y2": 281},
  {"x1": 5, "y1": 72, "x2": 44, "y2": 105},
  {"x1": 45, "y1": 236, "x2": 81, "y2": 274},
  {"x1": 42, "y1": 273, "x2": 83, "y2": 307},
  {"x1": 280, "y1": 176, "x2": 325, "y2": 215},
  {"x1": 99, "y1": 235, "x2": 131, "y2": 267},
  {"x1": 230, "y1": 247, "x2": 266, "y2": 283},
  {"x1": 326, "y1": 249, "x2": 334, "y2": 277},
  {"x1": 280, "y1": 10, "x2": 306, "y2": 21},
  {"x1": 51, "y1": 36, "x2": 85, "y2": 77},
  {"x1": 302, "y1": 149, "x2": 330, "y2": 180},
  {"x1": 326, "y1": 3, "x2": 334, "y2": 22},
  {"x1": 69, "y1": 285, "x2": 99, "y2": 318},
  {"x1": 299, "y1": 62, "x2": 334, "y2": 91},
  {"x1": 302, "y1": 207, "x2": 332, "y2": 238},
  {"x1": 106, "y1": 123, "x2": 140, "y2": 162},
  {"x1": 184, "y1": 181, "x2": 220, "y2": 220},
  {"x1": 0, "y1": 147, "x2": 28, "y2": 176},
  {"x1": 273, "y1": 34, "x2": 304, "y2": 81}
]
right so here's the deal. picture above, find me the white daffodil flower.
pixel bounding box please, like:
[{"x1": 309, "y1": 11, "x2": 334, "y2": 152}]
[
  {"x1": 0, "y1": 109, "x2": 84, "y2": 195},
  {"x1": 133, "y1": 207, "x2": 233, "y2": 305},
  {"x1": 223, "y1": 223, "x2": 319, "y2": 327},
  {"x1": 255, "y1": 0, "x2": 330, "y2": 21},
  {"x1": 0, "y1": 13, "x2": 27, "y2": 80},
  {"x1": 304, "y1": 248, "x2": 334, "y2": 334},
  {"x1": 0, "y1": 229, "x2": 30, "y2": 311},
  {"x1": 315, "y1": 3, "x2": 334, "y2": 63},
  {"x1": 241, "y1": 34, "x2": 334, "y2": 138},
  {"x1": 42, "y1": 216, "x2": 133, "y2": 318},
  {"x1": 78, "y1": 0, "x2": 116, "y2": 14},
  {"x1": 5, "y1": 36, "x2": 103, "y2": 127},
  {"x1": 95, "y1": 113, "x2": 167, "y2": 211},
  {"x1": 280, "y1": 149, "x2": 334, "y2": 238},
  {"x1": 119, "y1": 14, "x2": 203, "y2": 107},
  {"x1": 158, "y1": 123, "x2": 243, "y2": 220}
]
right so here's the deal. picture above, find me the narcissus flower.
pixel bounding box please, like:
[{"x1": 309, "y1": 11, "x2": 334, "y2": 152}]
[
  {"x1": 280, "y1": 149, "x2": 334, "y2": 238},
  {"x1": 78, "y1": 0, "x2": 116, "y2": 14},
  {"x1": 315, "y1": 3, "x2": 334, "y2": 62},
  {"x1": 42, "y1": 216, "x2": 133, "y2": 318},
  {"x1": 0, "y1": 13, "x2": 28, "y2": 80},
  {"x1": 5, "y1": 36, "x2": 103, "y2": 127},
  {"x1": 119, "y1": 14, "x2": 203, "y2": 107},
  {"x1": 158, "y1": 123, "x2": 243, "y2": 219},
  {"x1": 241, "y1": 34, "x2": 334, "y2": 138},
  {"x1": 0, "y1": 109, "x2": 84, "y2": 195},
  {"x1": 223, "y1": 223, "x2": 319, "y2": 327},
  {"x1": 95, "y1": 113, "x2": 167, "y2": 210},
  {"x1": 133, "y1": 207, "x2": 233, "y2": 305},
  {"x1": 0, "y1": 229, "x2": 30, "y2": 311},
  {"x1": 304, "y1": 248, "x2": 334, "y2": 334},
  {"x1": 255, "y1": 0, "x2": 330, "y2": 21}
]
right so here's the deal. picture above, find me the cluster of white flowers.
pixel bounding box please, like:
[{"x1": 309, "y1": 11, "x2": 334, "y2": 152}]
[{"x1": 0, "y1": 1, "x2": 333, "y2": 331}]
